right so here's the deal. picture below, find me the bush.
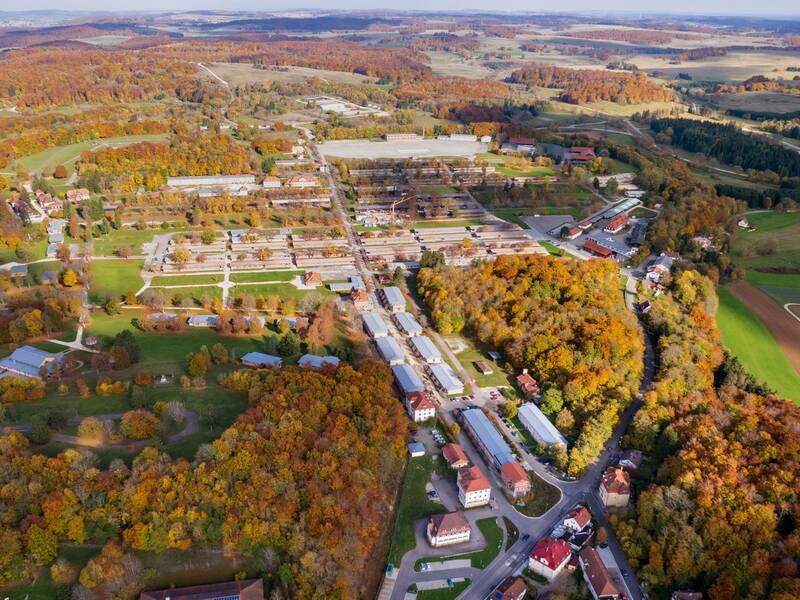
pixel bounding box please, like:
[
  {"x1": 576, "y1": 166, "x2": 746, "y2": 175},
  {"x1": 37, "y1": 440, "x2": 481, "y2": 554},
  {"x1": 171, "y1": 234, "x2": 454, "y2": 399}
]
[
  {"x1": 120, "y1": 410, "x2": 159, "y2": 440},
  {"x1": 28, "y1": 416, "x2": 51, "y2": 445},
  {"x1": 95, "y1": 376, "x2": 128, "y2": 396},
  {"x1": 78, "y1": 417, "x2": 105, "y2": 440},
  {"x1": 129, "y1": 385, "x2": 151, "y2": 409}
]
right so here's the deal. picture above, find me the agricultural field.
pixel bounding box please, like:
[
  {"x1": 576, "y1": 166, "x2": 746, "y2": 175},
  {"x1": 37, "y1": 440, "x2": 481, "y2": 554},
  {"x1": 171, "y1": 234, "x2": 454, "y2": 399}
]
[
  {"x1": 717, "y1": 286, "x2": 800, "y2": 404},
  {"x1": 745, "y1": 271, "x2": 800, "y2": 305},
  {"x1": 710, "y1": 91, "x2": 800, "y2": 115},
  {"x1": 731, "y1": 211, "x2": 800, "y2": 271},
  {"x1": 204, "y1": 62, "x2": 373, "y2": 86},
  {"x1": 16, "y1": 133, "x2": 170, "y2": 176}
]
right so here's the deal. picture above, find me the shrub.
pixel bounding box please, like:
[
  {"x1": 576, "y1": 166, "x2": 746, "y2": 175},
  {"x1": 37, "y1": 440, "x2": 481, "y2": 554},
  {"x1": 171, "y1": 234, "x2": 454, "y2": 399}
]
[
  {"x1": 78, "y1": 417, "x2": 105, "y2": 440},
  {"x1": 120, "y1": 410, "x2": 159, "y2": 440}
]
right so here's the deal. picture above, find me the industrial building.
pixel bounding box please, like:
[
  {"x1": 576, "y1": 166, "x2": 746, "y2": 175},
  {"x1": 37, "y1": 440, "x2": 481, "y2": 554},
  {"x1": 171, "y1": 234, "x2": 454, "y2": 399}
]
[
  {"x1": 394, "y1": 311, "x2": 423, "y2": 336},
  {"x1": 517, "y1": 403, "x2": 568, "y2": 447},
  {"x1": 167, "y1": 175, "x2": 256, "y2": 187},
  {"x1": 392, "y1": 364, "x2": 425, "y2": 395},
  {"x1": 298, "y1": 354, "x2": 340, "y2": 369},
  {"x1": 375, "y1": 336, "x2": 406, "y2": 365},
  {"x1": 361, "y1": 311, "x2": 389, "y2": 338},
  {"x1": 380, "y1": 286, "x2": 406, "y2": 312},
  {"x1": 409, "y1": 335, "x2": 443, "y2": 364},
  {"x1": 241, "y1": 352, "x2": 282, "y2": 368},
  {"x1": 460, "y1": 408, "x2": 515, "y2": 470},
  {"x1": 429, "y1": 363, "x2": 464, "y2": 396}
]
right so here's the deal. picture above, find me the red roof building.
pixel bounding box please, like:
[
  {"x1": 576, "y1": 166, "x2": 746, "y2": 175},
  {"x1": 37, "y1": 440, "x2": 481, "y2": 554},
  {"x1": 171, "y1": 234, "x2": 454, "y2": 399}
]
[
  {"x1": 509, "y1": 136, "x2": 536, "y2": 146},
  {"x1": 442, "y1": 443, "x2": 469, "y2": 469},
  {"x1": 583, "y1": 239, "x2": 614, "y2": 258},
  {"x1": 516, "y1": 369, "x2": 539, "y2": 399},
  {"x1": 603, "y1": 213, "x2": 630, "y2": 234},
  {"x1": 599, "y1": 467, "x2": 631, "y2": 507},
  {"x1": 500, "y1": 461, "x2": 530, "y2": 498},
  {"x1": 569, "y1": 146, "x2": 597, "y2": 163},
  {"x1": 406, "y1": 391, "x2": 436, "y2": 422},
  {"x1": 564, "y1": 505, "x2": 592, "y2": 532},
  {"x1": 579, "y1": 547, "x2": 621, "y2": 599},
  {"x1": 457, "y1": 465, "x2": 491, "y2": 508},
  {"x1": 351, "y1": 289, "x2": 370, "y2": 309},
  {"x1": 529, "y1": 536, "x2": 572, "y2": 581},
  {"x1": 303, "y1": 271, "x2": 323, "y2": 286},
  {"x1": 427, "y1": 511, "x2": 471, "y2": 547},
  {"x1": 493, "y1": 575, "x2": 527, "y2": 600}
]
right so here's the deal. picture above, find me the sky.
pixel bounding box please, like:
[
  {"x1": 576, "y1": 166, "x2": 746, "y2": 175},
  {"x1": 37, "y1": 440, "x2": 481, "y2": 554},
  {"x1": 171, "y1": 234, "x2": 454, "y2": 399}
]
[{"x1": 2, "y1": 1, "x2": 799, "y2": 16}]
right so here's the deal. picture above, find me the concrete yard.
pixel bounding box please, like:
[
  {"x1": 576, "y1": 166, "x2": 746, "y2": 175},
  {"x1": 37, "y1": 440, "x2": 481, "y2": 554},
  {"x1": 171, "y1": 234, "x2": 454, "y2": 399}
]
[{"x1": 318, "y1": 138, "x2": 489, "y2": 159}]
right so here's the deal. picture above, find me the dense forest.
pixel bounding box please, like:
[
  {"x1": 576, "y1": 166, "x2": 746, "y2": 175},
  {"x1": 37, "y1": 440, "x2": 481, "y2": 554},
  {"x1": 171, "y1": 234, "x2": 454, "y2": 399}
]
[
  {"x1": 0, "y1": 362, "x2": 407, "y2": 598},
  {"x1": 417, "y1": 256, "x2": 643, "y2": 474},
  {"x1": 650, "y1": 118, "x2": 800, "y2": 177},
  {"x1": 508, "y1": 64, "x2": 674, "y2": 105},
  {"x1": 615, "y1": 270, "x2": 800, "y2": 600}
]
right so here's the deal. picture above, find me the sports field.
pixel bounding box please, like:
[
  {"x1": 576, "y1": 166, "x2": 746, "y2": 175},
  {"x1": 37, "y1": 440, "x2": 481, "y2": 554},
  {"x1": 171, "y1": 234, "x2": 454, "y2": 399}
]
[{"x1": 717, "y1": 285, "x2": 800, "y2": 404}]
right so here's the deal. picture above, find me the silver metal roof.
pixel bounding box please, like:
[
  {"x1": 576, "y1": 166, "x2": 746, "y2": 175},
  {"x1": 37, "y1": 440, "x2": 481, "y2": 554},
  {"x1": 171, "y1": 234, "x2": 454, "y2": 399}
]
[
  {"x1": 410, "y1": 336, "x2": 442, "y2": 363},
  {"x1": 361, "y1": 311, "x2": 389, "y2": 338},
  {"x1": 518, "y1": 403, "x2": 568, "y2": 447},
  {"x1": 375, "y1": 336, "x2": 405, "y2": 363},
  {"x1": 394, "y1": 312, "x2": 422, "y2": 335},
  {"x1": 391, "y1": 364, "x2": 424, "y2": 394},
  {"x1": 382, "y1": 286, "x2": 405, "y2": 308},
  {"x1": 429, "y1": 363, "x2": 463, "y2": 395},
  {"x1": 461, "y1": 408, "x2": 513, "y2": 465}
]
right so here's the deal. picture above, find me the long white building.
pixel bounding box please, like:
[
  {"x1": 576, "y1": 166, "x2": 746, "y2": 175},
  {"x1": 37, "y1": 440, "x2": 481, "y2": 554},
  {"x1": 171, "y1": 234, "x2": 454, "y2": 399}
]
[{"x1": 518, "y1": 403, "x2": 568, "y2": 447}]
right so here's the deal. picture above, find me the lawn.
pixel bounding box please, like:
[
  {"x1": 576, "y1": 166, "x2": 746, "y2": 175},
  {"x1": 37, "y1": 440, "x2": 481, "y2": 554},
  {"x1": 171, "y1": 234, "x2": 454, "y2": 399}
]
[
  {"x1": 416, "y1": 579, "x2": 471, "y2": 599},
  {"x1": 419, "y1": 185, "x2": 458, "y2": 195},
  {"x1": 230, "y1": 270, "x2": 304, "y2": 283},
  {"x1": 92, "y1": 228, "x2": 164, "y2": 256},
  {"x1": 412, "y1": 219, "x2": 485, "y2": 229},
  {"x1": 538, "y1": 240, "x2": 563, "y2": 257},
  {"x1": 745, "y1": 270, "x2": 800, "y2": 305},
  {"x1": 17, "y1": 134, "x2": 170, "y2": 175},
  {"x1": 489, "y1": 206, "x2": 587, "y2": 227},
  {"x1": 477, "y1": 153, "x2": 556, "y2": 178},
  {"x1": 153, "y1": 286, "x2": 222, "y2": 305},
  {"x1": 449, "y1": 336, "x2": 513, "y2": 388},
  {"x1": 88, "y1": 259, "x2": 144, "y2": 302},
  {"x1": 230, "y1": 282, "x2": 335, "y2": 302},
  {"x1": 150, "y1": 274, "x2": 224, "y2": 286},
  {"x1": 716, "y1": 286, "x2": 800, "y2": 404},
  {"x1": 513, "y1": 472, "x2": 562, "y2": 518},
  {"x1": 2, "y1": 546, "x2": 101, "y2": 600},
  {"x1": 386, "y1": 456, "x2": 446, "y2": 567},
  {"x1": 415, "y1": 517, "x2": 504, "y2": 571},
  {"x1": 731, "y1": 212, "x2": 800, "y2": 271}
]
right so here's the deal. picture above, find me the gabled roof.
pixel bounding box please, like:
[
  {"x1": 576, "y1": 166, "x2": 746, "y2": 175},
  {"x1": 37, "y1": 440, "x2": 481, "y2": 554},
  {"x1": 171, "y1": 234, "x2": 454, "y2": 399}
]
[
  {"x1": 565, "y1": 505, "x2": 592, "y2": 530},
  {"x1": 500, "y1": 461, "x2": 529, "y2": 487},
  {"x1": 531, "y1": 536, "x2": 572, "y2": 571},
  {"x1": 241, "y1": 352, "x2": 282, "y2": 367},
  {"x1": 442, "y1": 443, "x2": 469, "y2": 467},
  {"x1": 140, "y1": 578, "x2": 264, "y2": 600},
  {"x1": 298, "y1": 354, "x2": 340, "y2": 369},
  {"x1": 428, "y1": 511, "x2": 470, "y2": 536},
  {"x1": 579, "y1": 547, "x2": 620, "y2": 598},
  {"x1": 601, "y1": 467, "x2": 631, "y2": 495},
  {"x1": 494, "y1": 575, "x2": 527, "y2": 600},
  {"x1": 407, "y1": 391, "x2": 435, "y2": 412},
  {"x1": 458, "y1": 465, "x2": 491, "y2": 493}
]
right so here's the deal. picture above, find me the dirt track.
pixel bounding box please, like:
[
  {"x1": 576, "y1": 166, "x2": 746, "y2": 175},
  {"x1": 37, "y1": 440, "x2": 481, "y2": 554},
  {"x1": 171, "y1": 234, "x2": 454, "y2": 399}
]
[{"x1": 729, "y1": 281, "x2": 800, "y2": 373}]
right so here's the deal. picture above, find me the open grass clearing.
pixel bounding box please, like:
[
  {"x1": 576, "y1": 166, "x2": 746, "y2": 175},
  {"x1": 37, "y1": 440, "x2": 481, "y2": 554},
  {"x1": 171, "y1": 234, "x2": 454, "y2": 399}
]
[
  {"x1": 416, "y1": 579, "x2": 471, "y2": 600},
  {"x1": 230, "y1": 282, "x2": 335, "y2": 302},
  {"x1": 731, "y1": 212, "x2": 800, "y2": 271},
  {"x1": 745, "y1": 270, "x2": 800, "y2": 305},
  {"x1": 387, "y1": 455, "x2": 446, "y2": 567},
  {"x1": 17, "y1": 134, "x2": 170, "y2": 175},
  {"x1": 717, "y1": 286, "x2": 800, "y2": 404},
  {"x1": 205, "y1": 62, "x2": 373, "y2": 85},
  {"x1": 709, "y1": 90, "x2": 800, "y2": 115},
  {"x1": 448, "y1": 335, "x2": 513, "y2": 388},
  {"x1": 415, "y1": 517, "x2": 503, "y2": 571},
  {"x1": 88, "y1": 259, "x2": 143, "y2": 302},
  {"x1": 513, "y1": 472, "x2": 562, "y2": 518},
  {"x1": 229, "y1": 270, "x2": 304, "y2": 283},
  {"x1": 150, "y1": 273, "x2": 224, "y2": 287},
  {"x1": 91, "y1": 227, "x2": 164, "y2": 256}
]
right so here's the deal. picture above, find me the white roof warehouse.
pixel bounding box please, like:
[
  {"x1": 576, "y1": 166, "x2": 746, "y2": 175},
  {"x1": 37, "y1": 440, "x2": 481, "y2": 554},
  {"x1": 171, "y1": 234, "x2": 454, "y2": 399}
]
[
  {"x1": 429, "y1": 363, "x2": 463, "y2": 395},
  {"x1": 518, "y1": 403, "x2": 568, "y2": 447}
]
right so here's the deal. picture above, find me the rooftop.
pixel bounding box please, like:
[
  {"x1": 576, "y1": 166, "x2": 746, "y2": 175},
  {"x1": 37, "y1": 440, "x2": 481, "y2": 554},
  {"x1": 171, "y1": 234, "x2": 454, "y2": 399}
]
[
  {"x1": 579, "y1": 547, "x2": 620, "y2": 599},
  {"x1": 429, "y1": 511, "x2": 470, "y2": 536},
  {"x1": 601, "y1": 467, "x2": 631, "y2": 495},
  {"x1": 382, "y1": 286, "x2": 405, "y2": 307},
  {"x1": 410, "y1": 335, "x2": 442, "y2": 362},
  {"x1": 531, "y1": 536, "x2": 572, "y2": 571},
  {"x1": 518, "y1": 402, "x2": 568, "y2": 447},
  {"x1": 461, "y1": 408, "x2": 513, "y2": 466},
  {"x1": 392, "y1": 364, "x2": 424, "y2": 394},
  {"x1": 375, "y1": 336, "x2": 405, "y2": 363},
  {"x1": 429, "y1": 362, "x2": 463, "y2": 394},
  {"x1": 298, "y1": 354, "x2": 340, "y2": 369}
]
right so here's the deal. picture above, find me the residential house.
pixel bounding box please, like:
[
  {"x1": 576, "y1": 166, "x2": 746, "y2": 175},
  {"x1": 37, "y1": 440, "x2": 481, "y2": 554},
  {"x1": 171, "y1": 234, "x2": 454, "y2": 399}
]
[
  {"x1": 140, "y1": 578, "x2": 264, "y2": 600},
  {"x1": 646, "y1": 252, "x2": 678, "y2": 283},
  {"x1": 65, "y1": 188, "x2": 91, "y2": 203},
  {"x1": 579, "y1": 547, "x2": 621, "y2": 600},
  {"x1": 361, "y1": 311, "x2": 389, "y2": 338},
  {"x1": 380, "y1": 286, "x2": 405, "y2": 313},
  {"x1": 442, "y1": 443, "x2": 469, "y2": 469},
  {"x1": 516, "y1": 369, "x2": 539, "y2": 399},
  {"x1": 627, "y1": 220, "x2": 649, "y2": 247},
  {"x1": 599, "y1": 467, "x2": 631, "y2": 508},
  {"x1": 618, "y1": 449, "x2": 643, "y2": 471},
  {"x1": 569, "y1": 146, "x2": 597, "y2": 164},
  {"x1": 0, "y1": 345, "x2": 62, "y2": 380},
  {"x1": 529, "y1": 536, "x2": 572, "y2": 581},
  {"x1": 426, "y1": 511, "x2": 471, "y2": 547},
  {"x1": 564, "y1": 505, "x2": 592, "y2": 533},
  {"x1": 405, "y1": 391, "x2": 436, "y2": 422},
  {"x1": 564, "y1": 226, "x2": 582, "y2": 240},
  {"x1": 303, "y1": 271, "x2": 323, "y2": 286},
  {"x1": 352, "y1": 289, "x2": 371, "y2": 311},
  {"x1": 500, "y1": 462, "x2": 530, "y2": 499},
  {"x1": 375, "y1": 336, "x2": 406, "y2": 365},
  {"x1": 457, "y1": 465, "x2": 492, "y2": 508},
  {"x1": 241, "y1": 352, "x2": 282, "y2": 368},
  {"x1": 492, "y1": 575, "x2": 527, "y2": 600}
]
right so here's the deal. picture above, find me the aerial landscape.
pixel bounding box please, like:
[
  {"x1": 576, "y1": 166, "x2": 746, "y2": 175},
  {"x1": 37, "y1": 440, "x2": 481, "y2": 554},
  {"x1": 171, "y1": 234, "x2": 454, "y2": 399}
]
[{"x1": 0, "y1": 3, "x2": 799, "y2": 600}]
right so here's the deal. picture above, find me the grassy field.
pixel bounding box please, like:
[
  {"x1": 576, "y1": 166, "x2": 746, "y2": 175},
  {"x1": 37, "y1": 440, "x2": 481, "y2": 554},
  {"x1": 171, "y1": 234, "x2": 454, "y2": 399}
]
[
  {"x1": 17, "y1": 134, "x2": 169, "y2": 175},
  {"x1": 92, "y1": 228, "x2": 164, "y2": 256},
  {"x1": 478, "y1": 153, "x2": 556, "y2": 178},
  {"x1": 150, "y1": 274, "x2": 224, "y2": 286},
  {"x1": 88, "y1": 259, "x2": 143, "y2": 301},
  {"x1": 449, "y1": 336, "x2": 513, "y2": 388},
  {"x1": 387, "y1": 455, "x2": 446, "y2": 567},
  {"x1": 745, "y1": 271, "x2": 800, "y2": 305},
  {"x1": 416, "y1": 580, "x2": 471, "y2": 599},
  {"x1": 709, "y1": 90, "x2": 800, "y2": 115},
  {"x1": 415, "y1": 517, "x2": 503, "y2": 571},
  {"x1": 731, "y1": 212, "x2": 800, "y2": 271},
  {"x1": 230, "y1": 282, "x2": 335, "y2": 302},
  {"x1": 206, "y1": 62, "x2": 372, "y2": 85},
  {"x1": 717, "y1": 286, "x2": 800, "y2": 403},
  {"x1": 229, "y1": 270, "x2": 304, "y2": 283},
  {"x1": 513, "y1": 472, "x2": 562, "y2": 518}
]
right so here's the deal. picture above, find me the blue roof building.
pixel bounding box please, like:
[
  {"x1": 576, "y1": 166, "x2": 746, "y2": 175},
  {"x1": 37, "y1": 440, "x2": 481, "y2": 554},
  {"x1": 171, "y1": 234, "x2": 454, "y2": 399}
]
[
  {"x1": 375, "y1": 336, "x2": 405, "y2": 365},
  {"x1": 298, "y1": 354, "x2": 341, "y2": 369},
  {"x1": 187, "y1": 314, "x2": 219, "y2": 327},
  {"x1": 241, "y1": 352, "x2": 282, "y2": 368},
  {"x1": 362, "y1": 311, "x2": 389, "y2": 338},
  {"x1": 391, "y1": 364, "x2": 424, "y2": 395},
  {"x1": 429, "y1": 363, "x2": 463, "y2": 395},
  {"x1": 0, "y1": 345, "x2": 61, "y2": 380},
  {"x1": 394, "y1": 312, "x2": 423, "y2": 336},
  {"x1": 461, "y1": 407, "x2": 515, "y2": 470},
  {"x1": 410, "y1": 336, "x2": 442, "y2": 364}
]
